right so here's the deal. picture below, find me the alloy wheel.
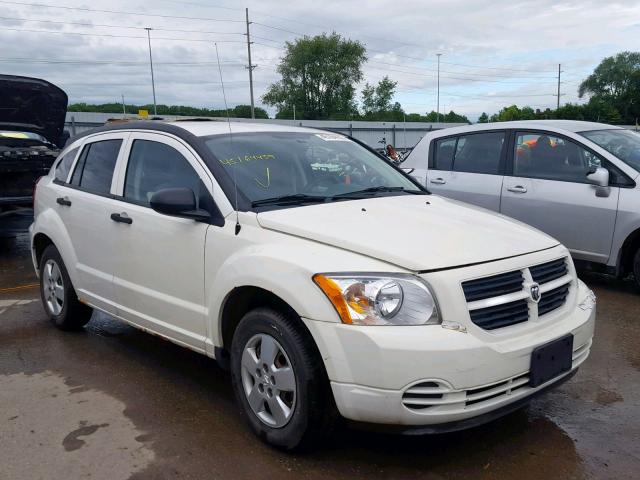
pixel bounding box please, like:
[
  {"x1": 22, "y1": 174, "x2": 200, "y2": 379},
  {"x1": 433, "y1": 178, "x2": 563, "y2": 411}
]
[
  {"x1": 240, "y1": 333, "x2": 297, "y2": 428},
  {"x1": 43, "y1": 259, "x2": 64, "y2": 316}
]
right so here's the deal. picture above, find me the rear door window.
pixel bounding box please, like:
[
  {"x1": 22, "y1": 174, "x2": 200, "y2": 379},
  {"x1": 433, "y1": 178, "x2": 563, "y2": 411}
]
[
  {"x1": 452, "y1": 132, "x2": 505, "y2": 174},
  {"x1": 433, "y1": 137, "x2": 456, "y2": 170},
  {"x1": 71, "y1": 139, "x2": 122, "y2": 195}
]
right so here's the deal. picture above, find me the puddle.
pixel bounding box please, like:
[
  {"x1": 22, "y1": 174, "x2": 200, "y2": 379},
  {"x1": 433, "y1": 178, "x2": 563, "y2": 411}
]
[{"x1": 0, "y1": 371, "x2": 154, "y2": 479}]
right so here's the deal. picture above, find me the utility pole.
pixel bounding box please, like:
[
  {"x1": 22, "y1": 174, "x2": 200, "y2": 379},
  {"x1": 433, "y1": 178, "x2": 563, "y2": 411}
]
[
  {"x1": 245, "y1": 8, "x2": 256, "y2": 119},
  {"x1": 121, "y1": 94, "x2": 126, "y2": 115},
  {"x1": 293, "y1": 104, "x2": 296, "y2": 121},
  {"x1": 436, "y1": 53, "x2": 442, "y2": 123},
  {"x1": 556, "y1": 63, "x2": 561, "y2": 110},
  {"x1": 145, "y1": 28, "x2": 157, "y2": 116}
]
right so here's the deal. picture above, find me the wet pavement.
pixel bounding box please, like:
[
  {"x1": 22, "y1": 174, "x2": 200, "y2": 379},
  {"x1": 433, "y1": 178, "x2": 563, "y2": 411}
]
[{"x1": 1, "y1": 210, "x2": 639, "y2": 479}]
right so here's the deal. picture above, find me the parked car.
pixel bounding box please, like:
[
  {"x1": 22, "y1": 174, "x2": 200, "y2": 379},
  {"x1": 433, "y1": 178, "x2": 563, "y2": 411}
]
[
  {"x1": 30, "y1": 121, "x2": 595, "y2": 450},
  {"x1": 402, "y1": 120, "x2": 640, "y2": 287},
  {"x1": 0, "y1": 75, "x2": 69, "y2": 210}
]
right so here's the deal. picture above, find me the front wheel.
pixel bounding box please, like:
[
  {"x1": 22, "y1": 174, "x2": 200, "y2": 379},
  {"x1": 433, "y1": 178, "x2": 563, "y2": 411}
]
[{"x1": 230, "y1": 307, "x2": 336, "y2": 450}]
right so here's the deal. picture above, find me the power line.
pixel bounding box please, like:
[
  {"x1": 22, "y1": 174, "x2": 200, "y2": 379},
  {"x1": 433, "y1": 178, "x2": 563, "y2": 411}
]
[
  {"x1": 0, "y1": 57, "x2": 246, "y2": 66},
  {"x1": 251, "y1": 22, "x2": 558, "y2": 74},
  {"x1": 0, "y1": 15, "x2": 245, "y2": 35},
  {"x1": 0, "y1": 1, "x2": 245, "y2": 22},
  {"x1": 0, "y1": 26, "x2": 246, "y2": 43}
]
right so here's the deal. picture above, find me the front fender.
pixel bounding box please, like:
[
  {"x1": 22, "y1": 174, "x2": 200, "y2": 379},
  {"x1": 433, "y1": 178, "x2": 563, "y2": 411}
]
[{"x1": 205, "y1": 225, "x2": 402, "y2": 348}]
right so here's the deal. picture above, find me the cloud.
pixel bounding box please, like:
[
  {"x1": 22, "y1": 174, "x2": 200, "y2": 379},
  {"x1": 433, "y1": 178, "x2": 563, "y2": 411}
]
[{"x1": 0, "y1": 0, "x2": 637, "y2": 119}]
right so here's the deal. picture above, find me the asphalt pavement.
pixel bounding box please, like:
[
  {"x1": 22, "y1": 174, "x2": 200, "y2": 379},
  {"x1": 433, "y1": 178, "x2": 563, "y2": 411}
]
[{"x1": 1, "y1": 210, "x2": 638, "y2": 479}]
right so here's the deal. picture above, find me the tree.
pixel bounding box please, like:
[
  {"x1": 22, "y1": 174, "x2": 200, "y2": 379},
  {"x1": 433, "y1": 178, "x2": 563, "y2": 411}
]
[
  {"x1": 361, "y1": 76, "x2": 397, "y2": 117},
  {"x1": 231, "y1": 105, "x2": 269, "y2": 119},
  {"x1": 67, "y1": 102, "x2": 269, "y2": 118},
  {"x1": 579, "y1": 51, "x2": 640, "y2": 123},
  {"x1": 262, "y1": 33, "x2": 367, "y2": 119},
  {"x1": 478, "y1": 112, "x2": 489, "y2": 123}
]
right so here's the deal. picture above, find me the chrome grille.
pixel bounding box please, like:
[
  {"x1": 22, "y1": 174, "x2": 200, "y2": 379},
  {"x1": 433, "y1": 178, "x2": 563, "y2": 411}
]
[
  {"x1": 538, "y1": 284, "x2": 570, "y2": 316},
  {"x1": 462, "y1": 257, "x2": 572, "y2": 330},
  {"x1": 469, "y1": 299, "x2": 529, "y2": 330},
  {"x1": 462, "y1": 271, "x2": 524, "y2": 302},
  {"x1": 530, "y1": 258, "x2": 568, "y2": 283}
]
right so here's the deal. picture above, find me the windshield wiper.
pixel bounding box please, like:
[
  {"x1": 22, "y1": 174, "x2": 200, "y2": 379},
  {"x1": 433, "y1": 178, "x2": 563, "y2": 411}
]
[
  {"x1": 251, "y1": 194, "x2": 328, "y2": 207},
  {"x1": 331, "y1": 186, "x2": 427, "y2": 198}
]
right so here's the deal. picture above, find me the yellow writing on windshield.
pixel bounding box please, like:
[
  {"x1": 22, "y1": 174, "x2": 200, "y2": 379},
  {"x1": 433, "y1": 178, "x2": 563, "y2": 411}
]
[{"x1": 219, "y1": 153, "x2": 276, "y2": 166}]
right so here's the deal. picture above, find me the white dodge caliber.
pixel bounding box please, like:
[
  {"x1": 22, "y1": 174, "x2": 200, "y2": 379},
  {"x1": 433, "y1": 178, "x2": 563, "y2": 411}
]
[{"x1": 30, "y1": 121, "x2": 596, "y2": 450}]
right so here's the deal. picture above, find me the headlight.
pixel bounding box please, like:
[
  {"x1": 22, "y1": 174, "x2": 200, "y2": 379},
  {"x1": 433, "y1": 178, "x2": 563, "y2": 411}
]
[{"x1": 313, "y1": 273, "x2": 440, "y2": 326}]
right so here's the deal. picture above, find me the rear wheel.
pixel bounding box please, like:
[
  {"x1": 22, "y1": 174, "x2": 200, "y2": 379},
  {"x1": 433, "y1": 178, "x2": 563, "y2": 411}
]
[
  {"x1": 633, "y1": 248, "x2": 640, "y2": 290},
  {"x1": 39, "y1": 245, "x2": 93, "y2": 330},
  {"x1": 230, "y1": 307, "x2": 336, "y2": 450}
]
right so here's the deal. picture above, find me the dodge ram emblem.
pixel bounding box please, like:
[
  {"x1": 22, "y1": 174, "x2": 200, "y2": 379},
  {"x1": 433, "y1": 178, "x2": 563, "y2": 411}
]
[{"x1": 530, "y1": 283, "x2": 541, "y2": 303}]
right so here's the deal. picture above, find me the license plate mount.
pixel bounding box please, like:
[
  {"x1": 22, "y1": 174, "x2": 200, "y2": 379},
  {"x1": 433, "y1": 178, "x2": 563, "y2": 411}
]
[{"x1": 529, "y1": 334, "x2": 574, "y2": 388}]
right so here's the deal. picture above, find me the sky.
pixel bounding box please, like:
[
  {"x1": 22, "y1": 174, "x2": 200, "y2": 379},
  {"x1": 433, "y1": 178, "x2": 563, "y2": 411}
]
[{"x1": 0, "y1": 0, "x2": 638, "y2": 121}]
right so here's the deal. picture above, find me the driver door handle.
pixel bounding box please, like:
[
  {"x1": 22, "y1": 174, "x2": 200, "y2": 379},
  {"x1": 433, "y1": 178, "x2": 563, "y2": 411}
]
[
  {"x1": 430, "y1": 177, "x2": 446, "y2": 185},
  {"x1": 110, "y1": 212, "x2": 133, "y2": 224},
  {"x1": 507, "y1": 185, "x2": 527, "y2": 194},
  {"x1": 56, "y1": 196, "x2": 72, "y2": 206}
]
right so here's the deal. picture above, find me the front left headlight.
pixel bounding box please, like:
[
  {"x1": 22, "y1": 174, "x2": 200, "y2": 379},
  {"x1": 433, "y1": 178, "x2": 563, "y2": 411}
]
[{"x1": 313, "y1": 273, "x2": 440, "y2": 326}]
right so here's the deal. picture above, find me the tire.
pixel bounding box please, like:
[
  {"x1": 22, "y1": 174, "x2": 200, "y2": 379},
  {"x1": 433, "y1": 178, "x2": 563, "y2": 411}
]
[
  {"x1": 39, "y1": 245, "x2": 93, "y2": 331},
  {"x1": 230, "y1": 307, "x2": 337, "y2": 450},
  {"x1": 633, "y1": 248, "x2": 640, "y2": 290}
]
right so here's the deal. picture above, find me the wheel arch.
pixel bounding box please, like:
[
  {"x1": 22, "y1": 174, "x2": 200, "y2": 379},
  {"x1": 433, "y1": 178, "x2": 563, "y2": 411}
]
[
  {"x1": 33, "y1": 232, "x2": 55, "y2": 268},
  {"x1": 219, "y1": 286, "x2": 303, "y2": 350},
  {"x1": 618, "y1": 226, "x2": 640, "y2": 277}
]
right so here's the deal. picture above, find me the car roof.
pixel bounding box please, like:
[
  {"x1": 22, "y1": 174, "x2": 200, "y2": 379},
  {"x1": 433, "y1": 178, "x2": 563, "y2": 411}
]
[
  {"x1": 170, "y1": 120, "x2": 325, "y2": 136},
  {"x1": 81, "y1": 119, "x2": 323, "y2": 138},
  {"x1": 422, "y1": 120, "x2": 621, "y2": 138}
]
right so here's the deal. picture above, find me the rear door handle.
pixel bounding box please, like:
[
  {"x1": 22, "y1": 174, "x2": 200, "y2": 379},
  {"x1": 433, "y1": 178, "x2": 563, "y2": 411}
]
[
  {"x1": 56, "y1": 196, "x2": 72, "y2": 206},
  {"x1": 110, "y1": 212, "x2": 133, "y2": 224},
  {"x1": 507, "y1": 185, "x2": 527, "y2": 194},
  {"x1": 430, "y1": 178, "x2": 446, "y2": 185}
]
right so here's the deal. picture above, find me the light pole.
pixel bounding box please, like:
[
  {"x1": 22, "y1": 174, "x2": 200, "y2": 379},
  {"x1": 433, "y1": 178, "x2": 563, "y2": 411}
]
[
  {"x1": 436, "y1": 53, "x2": 442, "y2": 123},
  {"x1": 145, "y1": 27, "x2": 157, "y2": 116},
  {"x1": 245, "y1": 8, "x2": 256, "y2": 119}
]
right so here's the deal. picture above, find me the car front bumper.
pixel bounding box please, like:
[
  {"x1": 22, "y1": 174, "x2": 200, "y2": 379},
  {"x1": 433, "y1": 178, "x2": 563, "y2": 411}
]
[{"x1": 303, "y1": 280, "x2": 595, "y2": 427}]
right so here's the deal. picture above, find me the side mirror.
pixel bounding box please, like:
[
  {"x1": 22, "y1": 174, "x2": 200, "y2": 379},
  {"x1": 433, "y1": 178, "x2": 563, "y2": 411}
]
[
  {"x1": 586, "y1": 167, "x2": 609, "y2": 187},
  {"x1": 149, "y1": 187, "x2": 210, "y2": 221}
]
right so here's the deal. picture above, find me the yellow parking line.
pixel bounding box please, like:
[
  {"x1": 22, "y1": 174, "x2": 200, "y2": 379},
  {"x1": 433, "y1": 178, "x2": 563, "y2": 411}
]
[{"x1": 0, "y1": 283, "x2": 39, "y2": 293}]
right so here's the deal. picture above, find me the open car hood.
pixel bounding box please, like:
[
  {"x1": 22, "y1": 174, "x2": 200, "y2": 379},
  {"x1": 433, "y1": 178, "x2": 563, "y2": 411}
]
[
  {"x1": 0, "y1": 75, "x2": 68, "y2": 148},
  {"x1": 257, "y1": 195, "x2": 559, "y2": 272}
]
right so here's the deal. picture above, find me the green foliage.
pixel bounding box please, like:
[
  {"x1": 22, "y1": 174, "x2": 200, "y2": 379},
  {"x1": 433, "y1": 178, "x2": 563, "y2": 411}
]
[
  {"x1": 478, "y1": 112, "x2": 489, "y2": 123},
  {"x1": 262, "y1": 32, "x2": 367, "y2": 120},
  {"x1": 361, "y1": 76, "x2": 398, "y2": 118},
  {"x1": 67, "y1": 103, "x2": 269, "y2": 119},
  {"x1": 578, "y1": 51, "x2": 640, "y2": 123},
  {"x1": 484, "y1": 98, "x2": 623, "y2": 124}
]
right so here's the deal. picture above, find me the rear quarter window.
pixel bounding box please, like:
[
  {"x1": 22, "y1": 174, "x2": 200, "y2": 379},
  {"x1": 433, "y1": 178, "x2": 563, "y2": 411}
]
[{"x1": 54, "y1": 147, "x2": 79, "y2": 182}]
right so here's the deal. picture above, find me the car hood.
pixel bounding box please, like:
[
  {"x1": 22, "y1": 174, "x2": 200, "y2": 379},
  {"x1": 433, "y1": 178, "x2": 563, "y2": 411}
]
[
  {"x1": 256, "y1": 195, "x2": 559, "y2": 271},
  {"x1": 0, "y1": 75, "x2": 68, "y2": 148}
]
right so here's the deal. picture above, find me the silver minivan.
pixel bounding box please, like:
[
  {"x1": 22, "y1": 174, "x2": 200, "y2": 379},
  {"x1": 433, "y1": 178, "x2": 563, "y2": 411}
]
[{"x1": 403, "y1": 120, "x2": 640, "y2": 287}]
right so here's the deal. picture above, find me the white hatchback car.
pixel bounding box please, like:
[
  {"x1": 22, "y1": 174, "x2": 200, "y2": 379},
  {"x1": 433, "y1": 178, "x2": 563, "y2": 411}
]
[{"x1": 31, "y1": 121, "x2": 596, "y2": 450}]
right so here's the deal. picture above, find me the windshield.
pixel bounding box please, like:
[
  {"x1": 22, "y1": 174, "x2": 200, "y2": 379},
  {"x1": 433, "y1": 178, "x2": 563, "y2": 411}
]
[
  {"x1": 580, "y1": 129, "x2": 640, "y2": 172},
  {"x1": 204, "y1": 132, "x2": 423, "y2": 206}
]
